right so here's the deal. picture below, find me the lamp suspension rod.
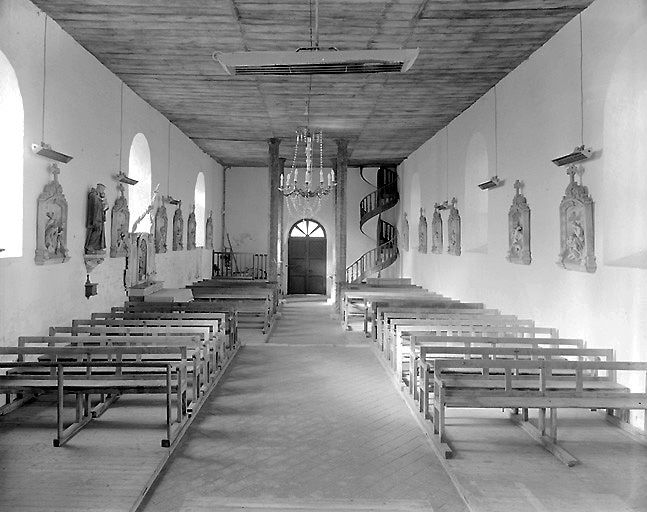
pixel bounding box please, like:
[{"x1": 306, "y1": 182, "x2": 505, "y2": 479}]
[
  {"x1": 494, "y1": 85, "x2": 498, "y2": 177},
  {"x1": 119, "y1": 82, "x2": 124, "y2": 172},
  {"x1": 445, "y1": 125, "x2": 449, "y2": 201},
  {"x1": 314, "y1": 0, "x2": 320, "y2": 49},
  {"x1": 41, "y1": 14, "x2": 48, "y2": 142},
  {"x1": 167, "y1": 122, "x2": 171, "y2": 194},
  {"x1": 579, "y1": 13, "x2": 584, "y2": 147}
]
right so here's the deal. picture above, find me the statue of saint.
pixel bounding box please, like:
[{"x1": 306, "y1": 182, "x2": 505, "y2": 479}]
[{"x1": 85, "y1": 183, "x2": 108, "y2": 254}]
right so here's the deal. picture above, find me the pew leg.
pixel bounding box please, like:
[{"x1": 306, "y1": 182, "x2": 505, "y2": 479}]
[
  {"x1": 538, "y1": 408, "x2": 546, "y2": 436},
  {"x1": 522, "y1": 408, "x2": 529, "y2": 422},
  {"x1": 163, "y1": 368, "x2": 172, "y2": 447},
  {"x1": 548, "y1": 408, "x2": 558, "y2": 443}
]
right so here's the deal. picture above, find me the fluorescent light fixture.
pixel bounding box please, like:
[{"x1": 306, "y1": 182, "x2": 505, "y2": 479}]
[
  {"x1": 213, "y1": 48, "x2": 420, "y2": 76},
  {"x1": 31, "y1": 142, "x2": 73, "y2": 163},
  {"x1": 478, "y1": 176, "x2": 503, "y2": 190},
  {"x1": 166, "y1": 196, "x2": 181, "y2": 205},
  {"x1": 435, "y1": 200, "x2": 449, "y2": 211},
  {"x1": 115, "y1": 171, "x2": 138, "y2": 186},
  {"x1": 552, "y1": 145, "x2": 592, "y2": 167}
]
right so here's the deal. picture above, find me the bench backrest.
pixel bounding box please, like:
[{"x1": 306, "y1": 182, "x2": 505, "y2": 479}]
[{"x1": 49, "y1": 325, "x2": 211, "y2": 340}]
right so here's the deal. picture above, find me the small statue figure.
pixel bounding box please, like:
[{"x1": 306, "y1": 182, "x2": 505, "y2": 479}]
[
  {"x1": 205, "y1": 210, "x2": 214, "y2": 250},
  {"x1": 85, "y1": 183, "x2": 108, "y2": 254},
  {"x1": 187, "y1": 204, "x2": 197, "y2": 250},
  {"x1": 173, "y1": 204, "x2": 184, "y2": 251}
]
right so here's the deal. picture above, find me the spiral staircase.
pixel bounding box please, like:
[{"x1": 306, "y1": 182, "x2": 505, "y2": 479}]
[{"x1": 345, "y1": 166, "x2": 399, "y2": 284}]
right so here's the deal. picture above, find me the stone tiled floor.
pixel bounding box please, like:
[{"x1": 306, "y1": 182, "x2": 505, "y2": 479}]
[{"x1": 143, "y1": 298, "x2": 468, "y2": 511}]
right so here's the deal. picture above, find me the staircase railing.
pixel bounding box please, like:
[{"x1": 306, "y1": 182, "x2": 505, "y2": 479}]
[{"x1": 347, "y1": 167, "x2": 399, "y2": 283}]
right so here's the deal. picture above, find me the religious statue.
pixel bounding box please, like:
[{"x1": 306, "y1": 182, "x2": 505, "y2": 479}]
[
  {"x1": 447, "y1": 197, "x2": 461, "y2": 256},
  {"x1": 205, "y1": 210, "x2": 214, "y2": 250},
  {"x1": 506, "y1": 180, "x2": 531, "y2": 265},
  {"x1": 418, "y1": 207, "x2": 427, "y2": 253},
  {"x1": 35, "y1": 164, "x2": 70, "y2": 265},
  {"x1": 85, "y1": 183, "x2": 109, "y2": 255},
  {"x1": 431, "y1": 204, "x2": 443, "y2": 254},
  {"x1": 401, "y1": 212, "x2": 409, "y2": 251},
  {"x1": 137, "y1": 236, "x2": 148, "y2": 282},
  {"x1": 557, "y1": 166, "x2": 596, "y2": 272},
  {"x1": 154, "y1": 204, "x2": 168, "y2": 253},
  {"x1": 187, "y1": 204, "x2": 196, "y2": 250},
  {"x1": 110, "y1": 183, "x2": 130, "y2": 258},
  {"x1": 172, "y1": 203, "x2": 184, "y2": 251}
]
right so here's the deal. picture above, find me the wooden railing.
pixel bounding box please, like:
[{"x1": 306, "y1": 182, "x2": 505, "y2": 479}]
[
  {"x1": 212, "y1": 251, "x2": 268, "y2": 279},
  {"x1": 346, "y1": 224, "x2": 398, "y2": 284}
]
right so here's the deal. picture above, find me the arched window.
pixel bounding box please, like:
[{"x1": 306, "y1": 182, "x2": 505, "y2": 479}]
[
  {"x1": 289, "y1": 219, "x2": 325, "y2": 238},
  {"x1": 0, "y1": 50, "x2": 24, "y2": 258},
  {"x1": 128, "y1": 133, "x2": 152, "y2": 232},
  {"x1": 194, "y1": 172, "x2": 206, "y2": 247}
]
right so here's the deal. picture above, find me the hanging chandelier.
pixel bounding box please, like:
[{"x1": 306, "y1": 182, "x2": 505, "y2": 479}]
[{"x1": 279, "y1": 127, "x2": 336, "y2": 198}]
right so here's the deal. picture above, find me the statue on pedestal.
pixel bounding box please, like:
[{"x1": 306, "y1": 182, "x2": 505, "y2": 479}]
[{"x1": 85, "y1": 183, "x2": 108, "y2": 255}]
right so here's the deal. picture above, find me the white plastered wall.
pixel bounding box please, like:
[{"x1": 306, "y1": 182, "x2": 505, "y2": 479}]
[
  {"x1": 398, "y1": 0, "x2": 647, "y2": 428},
  {"x1": 0, "y1": 0, "x2": 223, "y2": 345}
]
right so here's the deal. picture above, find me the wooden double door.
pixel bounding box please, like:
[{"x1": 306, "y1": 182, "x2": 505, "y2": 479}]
[{"x1": 287, "y1": 220, "x2": 327, "y2": 295}]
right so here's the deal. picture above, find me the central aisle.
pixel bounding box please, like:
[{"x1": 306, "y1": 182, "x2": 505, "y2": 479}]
[{"x1": 143, "y1": 297, "x2": 468, "y2": 512}]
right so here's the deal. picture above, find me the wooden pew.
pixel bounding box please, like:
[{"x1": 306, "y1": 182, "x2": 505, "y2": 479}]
[
  {"x1": 20, "y1": 334, "x2": 207, "y2": 408},
  {"x1": 0, "y1": 346, "x2": 193, "y2": 447},
  {"x1": 391, "y1": 324, "x2": 559, "y2": 377},
  {"x1": 366, "y1": 298, "x2": 485, "y2": 339},
  {"x1": 429, "y1": 358, "x2": 647, "y2": 464},
  {"x1": 410, "y1": 335, "x2": 587, "y2": 399},
  {"x1": 377, "y1": 307, "x2": 500, "y2": 348},
  {"x1": 99, "y1": 309, "x2": 236, "y2": 351},
  {"x1": 70, "y1": 318, "x2": 227, "y2": 371}
]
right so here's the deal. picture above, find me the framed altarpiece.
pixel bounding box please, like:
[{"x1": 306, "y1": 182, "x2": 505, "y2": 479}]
[
  {"x1": 35, "y1": 164, "x2": 69, "y2": 265},
  {"x1": 556, "y1": 167, "x2": 596, "y2": 273}
]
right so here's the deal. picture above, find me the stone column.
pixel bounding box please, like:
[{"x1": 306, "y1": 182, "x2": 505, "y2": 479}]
[
  {"x1": 333, "y1": 139, "x2": 349, "y2": 313},
  {"x1": 268, "y1": 138, "x2": 281, "y2": 283},
  {"x1": 277, "y1": 157, "x2": 285, "y2": 292}
]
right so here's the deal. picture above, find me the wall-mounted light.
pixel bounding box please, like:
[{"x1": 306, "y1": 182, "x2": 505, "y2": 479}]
[
  {"x1": 435, "y1": 200, "x2": 449, "y2": 211},
  {"x1": 551, "y1": 145, "x2": 592, "y2": 167},
  {"x1": 478, "y1": 176, "x2": 504, "y2": 190},
  {"x1": 84, "y1": 274, "x2": 98, "y2": 299},
  {"x1": 31, "y1": 142, "x2": 73, "y2": 163},
  {"x1": 115, "y1": 171, "x2": 138, "y2": 186},
  {"x1": 166, "y1": 195, "x2": 181, "y2": 205}
]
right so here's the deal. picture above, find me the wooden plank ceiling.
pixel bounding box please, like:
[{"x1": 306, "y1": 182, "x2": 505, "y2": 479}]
[{"x1": 32, "y1": 0, "x2": 594, "y2": 168}]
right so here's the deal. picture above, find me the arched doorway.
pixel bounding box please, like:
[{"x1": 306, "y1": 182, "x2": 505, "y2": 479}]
[{"x1": 287, "y1": 219, "x2": 326, "y2": 295}]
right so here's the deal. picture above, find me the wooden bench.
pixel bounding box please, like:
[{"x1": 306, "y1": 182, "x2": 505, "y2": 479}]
[
  {"x1": 100, "y1": 309, "x2": 237, "y2": 351},
  {"x1": 0, "y1": 346, "x2": 193, "y2": 447},
  {"x1": 390, "y1": 324, "x2": 559, "y2": 377},
  {"x1": 430, "y1": 358, "x2": 647, "y2": 464},
  {"x1": 376, "y1": 307, "x2": 499, "y2": 348},
  {"x1": 366, "y1": 298, "x2": 485, "y2": 339},
  {"x1": 18, "y1": 334, "x2": 207, "y2": 408},
  {"x1": 410, "y1": 335, "x2": 587, "y2": 398},
  {"x1": 70, "y1": 318, "x2": 227, "y2": 371}
]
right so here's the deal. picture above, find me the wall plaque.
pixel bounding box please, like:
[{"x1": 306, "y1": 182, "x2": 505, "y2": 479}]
[
  {"x1": 447, "y1": 197, "x2": 461, "y2": 256},
  {"x1": 557, "y1": 166, "x2": 596, "y2": 273},
  {"x1": 35, "y1": 164, "x2": 69, "y2": 265},
  {"x1": 418, "y1": 207, "x2": 427, "y2": 253},
  {"x1": 507, "y1": 180, "x2": 531, "y2": 265}
]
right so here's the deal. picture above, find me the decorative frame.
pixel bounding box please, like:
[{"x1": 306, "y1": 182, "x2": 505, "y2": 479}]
[
  {"x1": 172, "y1": 203, "x2": 184, "y2": 251},
  {"x1": 447, "y1": 197, "x2": 461, "y2": 256},
  {"x1": 187, "y1": 204, "x2": 196, "y2": 250},
  {"x1": 418, "y1": 207, "x2": 427, "y2": 253},
  {"x1": 401, "y1": 212, "x2": 409, "y2": 251},
  {"x1": 557, "y1": 166, "x2": 596, "y2": 273},
  {"x1": 431, "y1": 203, "x2": 443, "y2": 254},
  {"x1": 154, "y1": 204, "x2": 168, "y2": 253},
  {"x1": 110, "y1": 183, "x2": 130, "y2": 258},
  {"x1": 205, "y1": 210, "x2": 214, "y2": 250},
  {"x1": 507, "y1": 180, "x2": 531, "y2": 265},
  {"x1": 35, "y1": 164, "x2": 69, "y2": 265}
]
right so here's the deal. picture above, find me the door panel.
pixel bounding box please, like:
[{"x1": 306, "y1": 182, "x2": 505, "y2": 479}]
[{"x1": 287, "y1": 225, "x2": 327, "y2": 295}]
